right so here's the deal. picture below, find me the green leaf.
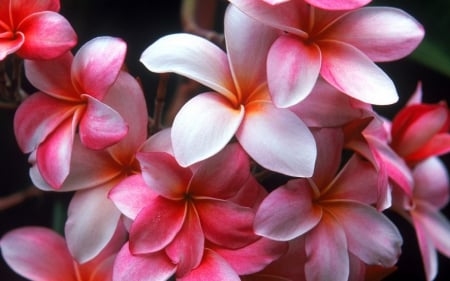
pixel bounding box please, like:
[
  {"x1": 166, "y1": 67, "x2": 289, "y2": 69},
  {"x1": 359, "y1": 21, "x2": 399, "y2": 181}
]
[{"x1": 410, "y1": 39, "x2": 450, "y2": 78}]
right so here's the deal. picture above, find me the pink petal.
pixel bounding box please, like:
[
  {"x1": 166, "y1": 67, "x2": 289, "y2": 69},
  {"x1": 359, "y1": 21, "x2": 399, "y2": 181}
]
[
  {"x1": 236, "y1": 101, "x2": 316, "y2": 177},
  {"x1": 130, "y1": 197, "x2": 187, "y2": 254},
  {"x1": 328, "y1": 201, "x2": 402, "y2": 267},
  {"x1": 137, "y1": 152, "x2": 192, "y2": 199},
  {"x1": 79, "y1": 94, "x2": 128, "y2": 150},
  {"x1": 305, "y1": 214, "x2": 349, "y2": 281},
  {"x1": 16, "y1": 11, "x2": 77, "y2": 60},
  {"x1": 10, "y1": 0, "x2": 60, "y2": 23},
  {"x1": 413, "y1": 157, "x2": 449, "y2": 208},
  {"x1": 65, "y1": 186, "x2": 122, "y2": 263},
  {"x1": 166, "y1": 206, "x2": 204, "y2": 277},
  {"x1": 0, "y1": 227, "x2": 76, "y2": 281},
  {"x1": 71, "y1": 36, "x2": 126, "y2": 100},
  {"x1": 409, "y1": 134, "x2": 450, "y2": 162},
  {"x1": 109, "y1": 174, "x2": 159, "y2": 220},
  {"x1": 140, "y1": 128, "x2": 173, "y2": 155},
  {"x1": 189, "y1": 143, "x2": 250, "y2": 199},
  {"x1": 178, "y1": 249, "x2": 241, "y2": 281},
  {"x1": 140, "y1": 33, "x2": 237, "y2": 103},
  {"x1": 323, "y1": 7, "x2": 424, "y2": 61},
  {"x1": 267, "y1": 35, "x2": 321, "y2": 107},
  {"x1": 254, "y1": 180, "x2": 322, "y2": 241},
  {"x1": 319, "y1": 40, "x2": 398, "y2": 105},
  {"x1": 196, "y1": 199, "x2": 258, "y2": 249},
  {"x1": 113, "y1": 243, "x2": 177, "y2": 281},
  {"x1": 305, "y1": 0, "x2": 371, "y2": 10},
  {"x1": 0, "y1": 32, "x2": 24, "y2": 60},
  {"x1": 171, "y1": 92, "x2": 244, "y2": 167}
]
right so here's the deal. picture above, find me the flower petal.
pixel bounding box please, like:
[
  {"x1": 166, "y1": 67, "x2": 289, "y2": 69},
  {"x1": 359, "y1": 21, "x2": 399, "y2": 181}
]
[
  {"x1": 171, "y1": 92, "x2": 244, "y2": 167},
  {"x1": 413, "y1": 157, "x2": 449, "y2": 208},
  {"x1": 319, "y1": 40, "x2": 398, "y2": 105},
  {"x1": 236, "y1": 101, "x2": 316, "y2": 177},
  {"x1": 0, "y1": 32, "x2": 24, "y2": 60},
  {"x1": 254, "y1": 180, "x2": 322, "y2": 241},
  {"x1": 305, "y1": 0, "x2": 371, "y2": 10},
  {"x1": 10, "y1": 0, "x2": 60, "y2": 23},
  {"x1": 267, "y1": 35, "x2": 321, "y2": 107}
]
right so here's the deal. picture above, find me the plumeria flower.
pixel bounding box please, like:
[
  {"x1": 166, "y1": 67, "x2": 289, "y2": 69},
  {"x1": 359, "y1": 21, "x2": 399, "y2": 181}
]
[
  {"x1": 263, "y1": 0, "x2": 372, "y2": 10},
  {"x1": 229, "y1": 0, "x2": 424, "y2": 107},
  {"x1": 0, "y1": 225, "x2": 126, "y2": 281},
  {"x1": 0, "y1": 0, "x2": 77, "y2": 60},
  {"x1": 254, "y1": 128, "x2": 403, "y2": 281},
  {"x1": 392, "y1": 157, "x2": 450, "y2": 281},
  {"x1": 140, "y1": 5, "x2": 316, "y2": 178},
  {"x1": 29, "y1": 70, "x2": 148, "y2": 263},
  {"x1": 14, "y1": 36, "x2": 129, "y2": 189}
]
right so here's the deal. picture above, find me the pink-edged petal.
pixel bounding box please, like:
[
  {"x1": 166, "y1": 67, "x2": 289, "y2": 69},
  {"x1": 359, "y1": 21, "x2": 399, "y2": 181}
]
[
  {"x1": 140, "y1": 33, "x2": 237, "y2": 103},
  {"x1": 213, "y1": 238, "x2": 288, "y2": 275},
  {"x1": 79, "y1": 94, "x2": 128, "y2": 150},
  {"x1": 319, "y1": 40, "x2": 398, "y2": 105},
  {"x1": 267, "y1": 35, "x2": 321, "y2": 107},
  {"x1": 113, "y1": 243, "x2": 177, "y2": 281},
  {"x1": 109, "y1": 174, "x2": 159, "y2": 220},
  {"x1": 13, "y1": 92, "x2": 78, "y2": 153},
  {"x1": 196, "y1": 199, "x2": 258, "y2": 249},
  {"x1": 225, "y1": 5, "x2": 277, "y2": 95},
  {"x1": 178, "y1": 249, "x2": 241, "y2": 281},
  {"x1": 130, "y1": 197, "x2": 186, "y2": 254},
  {"x1": 71, "y1": 36, "x2": 126, "y2": 100},
  {"x1": 172, "y1": 92, "x2": 244, "y2": 167},
  {"x1": 413, "y1": 157, "x2": 449, "y2": 208},
  {"x1": 189, "y1": 143, "x2": 250, "y2": 199},
  {"x1": 36, "y1": 115, "x2": 77, "y2": 189},
  {"x1": 16, "y1": 11, "x2": 77, "y2": 60},
  {"x1": 137, "y1": 152, "x2": 192, "y2": 199},
  {"x1": 327, "y1": 201, "x2": 402, "y2": 267},
  {"x1": 236, "y1": 101, "x2": 316, "y2": 177},
  {"x1": 323, "y1": 7, "x2": 424, "y2": 61},
  {"x1": 0, "y1": 227, "x2": 76, "y2": 281},
  {"x1": 166, "y1": 206, "x2": 204, "y2": 277},
  {"x1": 0, "y1": 33, "x2": 24, "y2": 60},
  {"x1": 65, "y1": 186, "x2": 122, "y2": 263},
  {"x1": 254, "y1": 180, "x2": 322, "y2": 241},
  {"x1": 305, "y1": 214, "x2": 349, "y2": 281},
  {"x1": 305, "y1": 0, "x2": 371, "y2": 10}
]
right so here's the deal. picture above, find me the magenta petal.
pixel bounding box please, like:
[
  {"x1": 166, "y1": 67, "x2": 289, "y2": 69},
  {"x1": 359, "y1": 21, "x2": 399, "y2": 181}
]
[
  {"x1": 0, "y1": 227, "x2": 76, "y2": 280},
  {"x1": 305, "y1": 0, "x2": 371, "y2": 10},
  {"x1": 0, "y1": 32, "x2": 24, "y2": 60},
  {"x1": 17, "y1": 11, "x2": 77, "y2": 60},
  {"x1": 79, "y1": 95, "x2": 128, "y2": 150},
  {"x1": 71, "y1": 36, "x2": 126, "y2": 99},
  {"x1": 10, "y1": 0, "x2": 60, "y2": 21},
  {"x1": 113, "y1": 243, "x2": 177, "y2": 281},
  {"x1": 172, "y1": 92, "x2": 244, "y2": 167},
  {"x1": 130, "y1": 197, "x2": 186, "y2": 254},
  {"x1": 254, "y1": 180, "x2": 322, "y2": 241},
  {"x1": 320, "y1": 40, "x2": 398, "y2": 105},
  {"x1": 267, "y1": 35, "x2": 321, "y2": 107}
]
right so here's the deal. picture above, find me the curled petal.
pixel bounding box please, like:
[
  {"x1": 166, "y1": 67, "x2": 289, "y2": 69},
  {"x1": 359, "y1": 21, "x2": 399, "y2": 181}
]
[
  {"x1": 172, "y1": 92, "x2": 244, "y2": 167},
  {"x1": 0, "y1": 32, "x2": 24, "y2": 60},
  {"x1": 319, "y1": 40, "x2": 398, "y2": 105}
]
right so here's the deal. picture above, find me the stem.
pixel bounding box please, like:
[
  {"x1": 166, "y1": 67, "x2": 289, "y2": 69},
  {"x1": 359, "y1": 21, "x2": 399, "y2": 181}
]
[{"x1": 150, "y1": 73, "x2": 170, "y2": 134}]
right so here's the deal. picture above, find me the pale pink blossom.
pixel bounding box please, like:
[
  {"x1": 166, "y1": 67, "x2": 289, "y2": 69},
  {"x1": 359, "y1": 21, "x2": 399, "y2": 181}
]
[
  {"x1": 14, "y1": 36, "x2": 128, "y2": 189},
  {"x1": 140, "y1": 5, "x2": 316, "y2": 177},
  {"x1": 0, "y1": 0, "x2": 77, "y2": 60},
  {"x1": 229, "y1": 0, "x2": 424, "y2": 107}
]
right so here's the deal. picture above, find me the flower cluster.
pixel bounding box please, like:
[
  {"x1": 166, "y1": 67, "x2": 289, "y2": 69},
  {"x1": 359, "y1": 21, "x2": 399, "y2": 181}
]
[{"x1": 1, "y1": 0, "x2": 449, "y2": 280}]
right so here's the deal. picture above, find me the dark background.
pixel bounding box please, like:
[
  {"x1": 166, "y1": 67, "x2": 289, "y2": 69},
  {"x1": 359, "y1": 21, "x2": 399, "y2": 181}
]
[{"x1": 1, "y1": 0, "x2": 449, "y2": 280}]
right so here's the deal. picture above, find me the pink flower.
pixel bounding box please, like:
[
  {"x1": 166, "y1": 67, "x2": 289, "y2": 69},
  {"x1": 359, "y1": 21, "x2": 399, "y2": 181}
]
[
  {"x1": 140, "y1": 5, "x2": 316, "y2": 177},
  {"x1": 14, "y1": 36, "x2": 129, "y2": 189},
  {"x1": 0, "y1": 0, "x2": 77, "y2": 60},
  {"x1": 229, "y1": 0, "x2": 424, "y2": 107},
  {"x1": 263, "y1": 0, "x2": 372, "y2": 10},
  {"x1": 0, "y1": 225, "x2": 126, "y2": 281},
  {"x1": 254, "y1": 128, "x2": 402, "y2": 281},
  {"x1": 29, "y1": 70, "x2": 148, "y2": 263}
]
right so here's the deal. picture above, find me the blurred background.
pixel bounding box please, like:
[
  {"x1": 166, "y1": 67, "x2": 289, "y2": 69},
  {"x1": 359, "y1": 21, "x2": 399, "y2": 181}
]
[{"x1": 1, "y1": 0, "x2": 449, "y2": 280}]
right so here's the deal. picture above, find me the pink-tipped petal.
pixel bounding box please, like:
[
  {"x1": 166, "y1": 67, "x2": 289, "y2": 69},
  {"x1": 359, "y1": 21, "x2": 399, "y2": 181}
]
[
  {"x1": 236, "y1": 101, "x2": 316, "y2": 177},
  {"x1": 413, "y1": 157, "x2": 449, "y2": 208},
  {"x1": 79, "y1": 95, "x2": 128, "y2": 150},
  {"x1": 71, "y1": 36, "x2": 126, "y2": 99},
  {"x1": 324, "y1": 7, "x2": 424, "y2": 61},
  {"x1": 16, "y1": 11, "x2": 77, "y2": 60},
  {"x1": 267, "y1": 35, "x2": 321, "y2": 107},
  {"x1": 171, "y1": 92, "x2": 244, "y2": 167},
  {"x1": 140, "y1": 33, "x2": 237, "y2": 103},
  {"x1": 0, "y1": 227, "x2": 76, "y2": 281},
  {"x1": 319, "y1": 40, "x2": 398, "y2": 105},
  {"x1": 305, "y1": 0, "x2": 371, "y2": 10},
  {"x1": 254, "y1": 180, "x2": 322, "y2": 241},
  {"x1": 113, "y1": 243, "x2": 177, "y2": 281}
]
